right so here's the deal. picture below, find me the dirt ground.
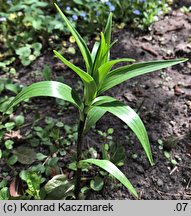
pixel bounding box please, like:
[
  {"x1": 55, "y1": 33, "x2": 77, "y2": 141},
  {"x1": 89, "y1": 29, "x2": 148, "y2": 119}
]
[
  {"x1": 2, "y1": 5, "x2": 191, "y2": 200},
  {"x1": 89, "y1": 8, "x2": 191, "y2": 200}
]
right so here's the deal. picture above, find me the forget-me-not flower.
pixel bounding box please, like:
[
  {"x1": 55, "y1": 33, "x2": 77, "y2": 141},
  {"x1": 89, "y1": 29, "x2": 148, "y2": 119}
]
[
  {"x1": 72, "y1": 14, "x2": 78, "y2": 20},
  {"x1": 106, "y1": 1, "x2": 115, "y2": 12},
  {"x1": 133, "y1": 9, "x2": 141, "y2": 15},
  {"x1": 158, "y1": 9, "x2": 163, "y2": 15},
  {"x1": 66, "y1": 6, "x2": 71, "y2": 11},
  {"x1": 80, "y1": 12, "x2": 87, "y2": 20}
]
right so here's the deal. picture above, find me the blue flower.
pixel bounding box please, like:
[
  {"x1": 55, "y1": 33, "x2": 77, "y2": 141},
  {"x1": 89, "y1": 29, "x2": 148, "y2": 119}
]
[
  {"x1": 158, "y1": 9, "x2": 163, "y2": 15},
  {"x1": 105, "y1": 1, "x2": 115, "y2": 12},
  {"x1": 80, "y1": 12, "x2": 87, "y2": 20},
  {"x1": 106, "y1": 1, "x2": 112, "y2": 6},
  {"x1": 66, "y1": 6, "x2": 71, "y2": 11},
  {"x1": 109, "y1": 5, "x2": 115, "y2": 12},
  {"x1": 133, "y1": 9, "x2": 141, "y2": 15},
  {"x1": 138, "y1": 0, "x2": 146, "y2": 2},
  {"x1": 80, "y1": 12, "x2": 86, "y2": 17},
  {"x1": 72, "y1": 14, "x2": 78, "y2": 21}
]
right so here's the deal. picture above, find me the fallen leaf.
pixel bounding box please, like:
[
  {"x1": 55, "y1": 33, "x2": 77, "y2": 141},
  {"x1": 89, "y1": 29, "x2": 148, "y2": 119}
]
[
  {"x1": 53, "y1": 63, "x2": 66, "y2": 71},
  {"x1": 13, "y1": 146, "x2": 36, "y2": 165},
  {"x1": 173, "y1": 85, "x2": 185, "y2": 96},
  {"x1": 9, "y1": 176, "x2": 24, "y2": 197},
  {"x1": 4, "y1": 130, "x2": 22, "y2": 140}
]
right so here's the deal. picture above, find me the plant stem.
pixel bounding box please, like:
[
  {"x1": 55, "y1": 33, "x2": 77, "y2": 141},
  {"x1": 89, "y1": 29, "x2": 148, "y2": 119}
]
[{"x1": 75, "y1": 115, "x2": 86, "y2": 199}]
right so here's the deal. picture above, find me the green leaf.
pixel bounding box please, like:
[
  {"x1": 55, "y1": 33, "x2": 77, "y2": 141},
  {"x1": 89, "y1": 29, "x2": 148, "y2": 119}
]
[
  {"x1": 36, "y1": 153, "x2": 47, "y2": 161},
  {"x1": 56, "y1": 122, "x2": 64, "y2": 128},
  {"x1": 171, "y1": 159, "x2": 178, "y2": 166},
  {"x1": 5, "y1": 83, "x2": 18, "y2": 94},
  {"x1": 28, "y1": 55, "x2": 36, "y2": 61},
  {"x1": 84, "y1": 106, "x2": 106, "y2": 134},
  {"x1": 93, "y1": 96, "x2": 154, "y2": 165},
  {"x1": 13, "y1": 146, "x2": 36, "y2": 165},
  {"x1": 91, "y1": 32, "x2": 108, "y2": 81},
  {"x1": 107, "y1": 128, "x2": 114, "y2": 134},
  {"x1": 42, "y1": 65, "x2": 52, "y2": 81},
  {"x1": 21, "y1": 58, "x2": 31, "y2": 66},
  {"x1": 54, "y1": 3, "x2": 92, "y2": 73},
  {"x1": 5, "y1": 81, "x2": 83, "y2": 112},
  {"x1": 53, "y1": 51, "x2": 97, "y2": 105},
  {"x1": 90, "y1": 176, "x2": 104, "y2": 191},
  {"x1": 0, "y1": 179, "x2": 7, "y2": 188},
  {"x1": 32, "y1": 19, "x2": 42, "y2": 30},
  {"x1": 81, "y1": 159, "x2": 138, "y2": 197},
  {"x1": 8, "y1": 4, "x2": 26, "y2": 12},
  {"x1": 15, "y1": 115, "x2": 25, "y2": 126},
  {"x1": 73, "y1": 0, "x2": 83, "y2": 4},
  {"x1": 44, "y1": 174, "x2": 75, "y2": 200},
  {"x1": 104, "y1": 13, "x2": 112, "y2": 47},
  {"x1": 31, "y1": 43, "x2": 42, "y2": 56},
  {"x1": 0, "y1": 149, "x2": 2, "y2": 159},
  {"x1": 110, "y1": 144, "x2": 125, "y2": 167},
  {"x1": 164, "y1": 151, "x2": 171, "y2": 159},
  {"x1": 0, "y1": 83, "x2": 4, "y2": 93},
  {"x1": 0, "y1": 187, "x2": 10, "y2": 200},
  {"x1": 16, "y1": 46, "x2": 31, "y2": 58},
  {"x1": 5, "y1": 140, "x2": 14, "y2": 150},
  {"x1": 97, "y1": 58, "x2": 135, "y2": 88},
  {"x1": 5, "y1": 122, "x2": 15, "y2": 131},
  {"x1": 104, "y1": 12, "x2": 112, "y2": 60},
  {"x1": 19, "y1": 170, "x2": 42, "y2": 199},
  {"x1": 102, "y1": 144, "x2": 109, "y2": 160},
  {"x1": 91, "y1": 41, "x2": 100, "y2": 62},
  {"x1": 8, "y1": 155, "x2": 18, "y2": 166},
  {"x1": 99, "y1": 58, "x2": 188, "y2": 94}
]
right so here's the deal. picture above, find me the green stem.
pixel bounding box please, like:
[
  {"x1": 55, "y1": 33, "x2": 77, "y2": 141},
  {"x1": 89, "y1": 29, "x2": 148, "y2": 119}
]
[{"x1": 75, "y1": 114, "x2": 86, "y2": 199}]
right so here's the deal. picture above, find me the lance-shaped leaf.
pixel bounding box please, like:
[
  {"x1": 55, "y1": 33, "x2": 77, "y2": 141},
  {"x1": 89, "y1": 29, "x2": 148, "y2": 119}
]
[
  {"x1": 84, "y1": 106, "x2": 106, "y2": 134},
  {"x1": 99, "y1": 58, "x2": 188, "y2": 94},
  {"x1": 81, "y1": 159, "x2": 138, "y2": 198},
  {"x1": 92, "y1": 96, "x2": 154, "y2": 165},
  {"x1": 54, "y1": 3, "x2": 92, "y2": 73},
  {"x1": 97, "y1": 58, "x2": 135, "y2": 88},
  {"x1": 104, "y1": 12, "x2": 112, "y2": 60},
  {"x1": 54, "y1": 50, "x2": 97, "y2": 105},
  {"x1": 6, "y1": 81, "x2": 83, "y2": 111},
  {"x1": 91, "y1": 41, "x2": 100, "y2": 63},
  {"x1": 92, "y1": 33, "x2": 108, "y2": 80},
  {"x1": 91, "y1": 13, "x2": 112, "y2": 78}
]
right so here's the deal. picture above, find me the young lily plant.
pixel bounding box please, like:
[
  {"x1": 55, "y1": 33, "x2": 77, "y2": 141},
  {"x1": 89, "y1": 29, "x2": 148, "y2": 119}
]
[{"x1": 6, "y1": 3, "x2": 187, "y2": 199}]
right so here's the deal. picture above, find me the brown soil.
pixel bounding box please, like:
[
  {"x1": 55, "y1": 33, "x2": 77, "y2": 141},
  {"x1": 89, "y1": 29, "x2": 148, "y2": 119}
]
[{"x1": 89, "y1": 9, "x2": 191, "y2": 200}]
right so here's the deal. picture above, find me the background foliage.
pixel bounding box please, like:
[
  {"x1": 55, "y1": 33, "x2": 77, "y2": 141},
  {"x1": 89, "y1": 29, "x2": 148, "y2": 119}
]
[{"x1": 0, "y1": 0, "x2": 171, "y2": 67}]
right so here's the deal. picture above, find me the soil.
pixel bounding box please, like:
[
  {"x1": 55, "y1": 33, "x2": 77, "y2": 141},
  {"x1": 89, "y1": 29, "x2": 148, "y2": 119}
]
[
  {"x1": 89, "y1": 9, "x2": 191, "y2": 200},
  {"x1": 1, "y1": 5, "x2": 191, "y2": 200}
]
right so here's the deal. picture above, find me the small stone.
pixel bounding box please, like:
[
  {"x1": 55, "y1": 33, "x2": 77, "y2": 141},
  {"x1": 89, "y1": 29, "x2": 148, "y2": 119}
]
[
  {"x1": 170, "y1": 121, "x2": 176, "y2": 127},
  {"x1": 157, "y1": 179, "x2": 164, "y2": 187},
  {"x1": 163, "y1": 135, "x2": 179, "y2": 151},
  {"x1": 136, "y1": 165, "x2": 144, "y2": 174}
]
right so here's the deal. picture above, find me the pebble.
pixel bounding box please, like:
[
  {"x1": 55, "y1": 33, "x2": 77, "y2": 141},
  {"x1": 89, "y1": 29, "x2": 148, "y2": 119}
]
[
  {"x1": 136, "y1": 165, "x2": 144, "y2": 174},
  {"x1": 157, "y1": 179, "x2": 164, "y2": 187}
]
